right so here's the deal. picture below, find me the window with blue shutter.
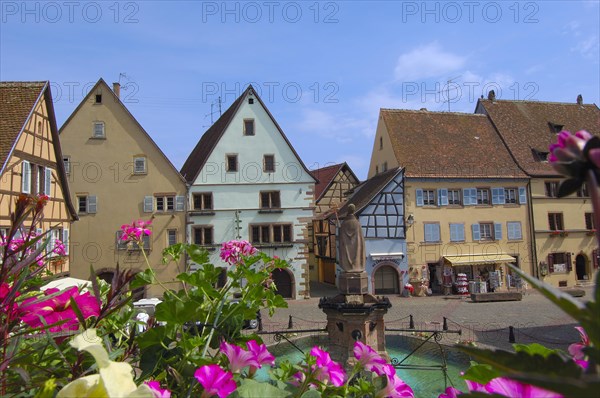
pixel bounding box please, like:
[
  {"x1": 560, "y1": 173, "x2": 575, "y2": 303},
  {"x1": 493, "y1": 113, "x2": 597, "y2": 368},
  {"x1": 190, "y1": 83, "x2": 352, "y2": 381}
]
[
  {"x1": 494, "y1": 223, "x2": 503, "y2": 240},
  {"x1": 144, "y1": 196, "x2": 154, "y2": 212},
  {"x1": 491, "y1": 188, "x2": 505, "y2": 204},
  {"x1": 45, "y1": 167, "x2": 52, "y2": 196},
  {"x1": 175, "y1": 196, "x2": 185, "y2": 211},
  {"x1": 438, "y1": 189, "x2": 448, "y2": 206},
  {"x1": 463, "y1": 188, "x2": 476, "y2": 205},
  {"x1": 424, "y1": 223, "x2": 440, "y2": 242},
  {"x1": 519, "y1": 187, "x2": 527, "y2": 204},
  {"x1": 416, "y1": 189, "x2": 424, "y2": 206},
  {"x1": 449, "y1": 223, "x2": 464, "y2": 242},
  {"x1": 472, "y1": 224, "x2": 480, "y2": 240},
  {"x1": 22, "y1": 161, "x2": 31, "y2": 193},
  {"x1": 88, "y1": 196, "x2": 97, "y2": 213},
  {"x1": 507, "y1": 222, "x2": 522, "y2": 240}
]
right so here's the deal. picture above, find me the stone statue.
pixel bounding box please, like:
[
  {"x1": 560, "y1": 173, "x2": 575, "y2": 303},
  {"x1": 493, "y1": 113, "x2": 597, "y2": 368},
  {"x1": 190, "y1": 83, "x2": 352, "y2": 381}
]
[{"x1": 339, "y1": 204, "x2": 366, "y2": 273}]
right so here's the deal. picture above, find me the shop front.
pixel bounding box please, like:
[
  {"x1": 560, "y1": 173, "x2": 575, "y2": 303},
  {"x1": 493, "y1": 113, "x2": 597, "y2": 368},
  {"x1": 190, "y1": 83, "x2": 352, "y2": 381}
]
[{"x1": 442, "y1": 254, "x2": 516, "y2": 295}]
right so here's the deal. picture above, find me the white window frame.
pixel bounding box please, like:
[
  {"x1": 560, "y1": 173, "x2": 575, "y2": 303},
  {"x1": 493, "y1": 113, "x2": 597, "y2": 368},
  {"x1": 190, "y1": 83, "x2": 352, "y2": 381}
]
[
  {"x1": 167, "y1": 229, "x2": 177, "y2": 246},
  {"x1": 133, "y1": 156, "x2": 147, "y2": 174},
  {"x1": 63, "y1": 157, "x2": 71, "y2": 175},
  {"x1": 77, "y1": 195, "x2": 97, "y2": 214},
  {"x1": 22, "y1": 161, "x2": 31, "y2": 193},
  {"x1": 93, "y1": 122, "x2": 105, "y2": 138}
]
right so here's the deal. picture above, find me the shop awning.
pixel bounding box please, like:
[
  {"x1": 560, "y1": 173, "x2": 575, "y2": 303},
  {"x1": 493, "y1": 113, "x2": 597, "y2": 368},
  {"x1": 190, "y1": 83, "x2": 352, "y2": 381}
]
[{"x1": 443, "y1": 254, "x2": 516, "y2": 266}]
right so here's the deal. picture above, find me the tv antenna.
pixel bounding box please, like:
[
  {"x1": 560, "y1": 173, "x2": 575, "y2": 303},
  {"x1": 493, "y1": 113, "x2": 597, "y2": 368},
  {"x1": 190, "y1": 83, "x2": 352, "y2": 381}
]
[
  {"x1": 438, "y1": 75, "x2": 462, "y2": 112},
  {"x1": 204, "y1": 96, "x2": 222, "y2": 126}
]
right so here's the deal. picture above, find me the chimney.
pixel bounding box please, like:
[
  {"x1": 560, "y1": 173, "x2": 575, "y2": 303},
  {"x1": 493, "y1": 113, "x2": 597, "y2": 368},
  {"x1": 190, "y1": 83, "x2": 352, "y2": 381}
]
[
  {"x1": 577, "y1": 94, "x2": 583, "y2": 105},
  {"x1": 487, "y1": 90, "x2": 496, "y2": 101},
  {"x1": 112, "y1": 82, "x2": 121, "y2": 99}
]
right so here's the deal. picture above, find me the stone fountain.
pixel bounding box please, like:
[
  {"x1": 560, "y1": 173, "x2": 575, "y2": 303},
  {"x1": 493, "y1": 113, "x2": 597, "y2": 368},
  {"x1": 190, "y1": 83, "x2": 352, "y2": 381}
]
[{"x1": 318, "y1": 204, "x2": 392, "y2": 367}]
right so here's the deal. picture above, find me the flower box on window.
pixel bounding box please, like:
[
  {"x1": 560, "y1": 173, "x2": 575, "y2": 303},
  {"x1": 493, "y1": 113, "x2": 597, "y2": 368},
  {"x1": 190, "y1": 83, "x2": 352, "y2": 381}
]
[{"x1": 549, "y1": 231, "x2": 561, "y2": 237}]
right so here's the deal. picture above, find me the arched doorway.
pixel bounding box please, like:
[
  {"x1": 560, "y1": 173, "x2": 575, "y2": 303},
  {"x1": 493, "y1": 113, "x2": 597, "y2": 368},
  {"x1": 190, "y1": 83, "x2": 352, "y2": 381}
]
[
  {"x1": 575, "y1": 254, "x2": 588, "y2": 280},
  {"x1": 373, "y1": 264, "x2": 399, "y2": 294},
  {"x1": 97, "y1": 270, "x2": 115, "y2": 284},
  {"x1": 96, "y1": 269, "x2": 144, "y2": 300},
  {"x1": 272, "y1": 268, "x2": 293, "y2": 299}
]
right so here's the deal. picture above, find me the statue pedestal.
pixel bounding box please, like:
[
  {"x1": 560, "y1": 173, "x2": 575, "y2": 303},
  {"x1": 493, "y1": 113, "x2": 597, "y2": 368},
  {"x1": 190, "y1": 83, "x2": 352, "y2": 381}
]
[
  {"x1": 319, "y1": 294, "x2": 391, "y2": 368},
  {"x1": 338, "y1": 271, "x2": 369, "y2": 295}
]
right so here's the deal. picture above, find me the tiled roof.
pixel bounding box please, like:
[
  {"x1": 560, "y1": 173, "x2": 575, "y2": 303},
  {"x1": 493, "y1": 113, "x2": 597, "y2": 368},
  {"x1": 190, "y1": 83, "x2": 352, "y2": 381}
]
[
  {"x1": 181, "y1": 85, "x2": 314, "y2": 184},
  {"x1": 311, "y1": 162, "x2": 359, "y2": 202},
  {"x1": 381, "y1": 109, "x2": 526, "y2": 179},
  {"x1": 0, "y1": 82, "x2": 46, "y2": 171},
  {"x1": 477, "y1": 99, "x2": 600, "y2": 176},
  {"x1": 336, "y1": 167, "x2": 402, "y2": 218}
]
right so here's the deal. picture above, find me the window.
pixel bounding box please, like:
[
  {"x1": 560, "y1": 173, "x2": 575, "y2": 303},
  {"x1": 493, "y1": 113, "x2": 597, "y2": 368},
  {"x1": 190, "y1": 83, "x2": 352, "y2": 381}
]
[
  {"x1": 250, "y1": 224, "x2": 293, "y2": 244},
  {"x1": 77, "y1": 195, "x2": 97, "y2": 214},
  {"x1": 548, "y1": 252, "x2": 572, "y2": 274},
  {"x1": 193, "y1": 226, "x2": 213, "y2": 246},
  {"x1": 21, "y1": 161, "x2": 31, "y2": 193},
  {"x1": 448, "y1": 189, "x2": 461, "y2": 205},
  {"x1": 548, "y1": 213, "x2": 564, "y2": 231},
  {"x1": 548, "y1": 122, "x2": 564, "y2": 134},
  {"x1": 260, "y1": 191, "x2": 281, "y2": 209},
  {"x1": 116, "y1": 230, "x2": 150, "y2": 250},
  {"x1": 36, "y1": 166, "x2": 45, "y2": 194},
  {"x1": 577, "y1": 183, "x2": 589, "y2": 197},
  {"x1": 167, "y1": 229, "x2": 177, "y2": 246},
  {"x1": 472, "y1": 222, "x2": 502, "y2": 241},
  {"x1": 63, "y1": 157, "x2": 71, "y2": 175},
  {"x1": 95, "y1": 94, "x2": 102, "y2": 104},
  {"x1": 479, "y1": 223, "x2": 494, "y2": 240},
  {"x1": 244, "y1": 119, "x2": 255, "y2": 136},
  {"x1": 449, "y1": 223, "x2": 465, "y2": 242},
  {"x1": 382, "y1": 162, "x2": 388, "y2": 172},
  {"x1": 156, "y1": 195, "x2": 175, "y2": 212},
  {"x1": 532, "y1": 149, "x2": 549, "y2": 162},
  {"x1": 144, "y1": 195, "x2": 184, "y2": 212},
  {"x1": 133, "y1": 157, "x2": 147, "y2": 174},
  {"x1": 423, "y1": 189, "x2": 435, "y2": 206},
  {"x1": 463, "y1": 188, "x2": 477, "y2": 205},
  {"x1": 585, "y1": 213, "x2": 594, "y2": 230},
  {"x1": 93, "y1": 122, "x2": 105, "y2": 138},
  {"x1": 264, "y1": 155, "x2": 275, "y2": 173},
  {"x1": 226, "y1": 154, "x2": 238, "y2": 172},
  {"x1": 504, "y1": 188, "x2": 518, "y2": 204},
  {"x1": 193, "y1": 193, "x2": 213, "y2": 210},
  {"x1": 375, "y1": 165, "x2": 379, "y2": 174},
  {"x1": 379, "y1": 136, "x2": 383, "y2": 150},
  {"x1": 423, "y1": 223, "x2": 440, "y2": 242},
  {"x1": 476, "y1": 188, "x2": 490, "y2": 205},
  {"x1": 545, "y1": 182, "x2": 559, "y2": 197},
  {"x1": 507, "y1": 222, "x2": 522, "y2": 240}
]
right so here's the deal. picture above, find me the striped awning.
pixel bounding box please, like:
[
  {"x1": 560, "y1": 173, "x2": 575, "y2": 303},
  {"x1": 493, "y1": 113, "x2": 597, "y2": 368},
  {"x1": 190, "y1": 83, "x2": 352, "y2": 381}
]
[{"x1": 443, "y1": 254, "x2": 516, "y2": 266}]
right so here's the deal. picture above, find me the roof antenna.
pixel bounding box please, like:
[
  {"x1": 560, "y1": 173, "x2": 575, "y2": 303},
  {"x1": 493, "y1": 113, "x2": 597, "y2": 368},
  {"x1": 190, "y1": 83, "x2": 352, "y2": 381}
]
[
  {"x1": 438, "y1": 75, "x2": 461, "y2": 112},
  {"x1": 203, "y1": 97, "x2": 223, "y2": 128}
]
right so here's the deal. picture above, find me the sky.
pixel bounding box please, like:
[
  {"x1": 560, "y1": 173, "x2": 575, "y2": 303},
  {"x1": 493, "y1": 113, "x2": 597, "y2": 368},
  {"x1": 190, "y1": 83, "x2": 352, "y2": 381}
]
[{"x1": 1, "y1": 0, "x2": 599, "y2": 179}]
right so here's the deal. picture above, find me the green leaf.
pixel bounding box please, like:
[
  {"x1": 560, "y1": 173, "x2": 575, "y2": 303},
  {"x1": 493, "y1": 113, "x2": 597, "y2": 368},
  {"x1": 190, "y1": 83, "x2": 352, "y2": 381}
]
[
  {"x1": 513, "y1": 343, "x2": 561, "y2": 358},
  {"x1": 137, "y1": 325, "x2": 171, "y2": 349},
  {"x1": 34, "y1": 378, "x2": 57, "y2": 398},
  {"x1": 234, "y1": 378, "x2": 292, "y2": 398},
  {"x1": 68, "y1": 296, "x2": 87, "y2": 326},
  {"x1": 461, "y1": 362, "x2": 502, "y2": 385},
  {"x1": 131, "y1": 268, "x2": 155, "y2": 289},
  {"x1": 300, "y1": 390, "x2": 322, "y2": 398},
  {"x1": 154, "y1": 298, "x2": 198, "y2": 324},
  {"x1": 162, "y1": 243, "x2": 185, "y2": 264},
  {"x1": 186, "y1": 244, "x2": 210, "y2": 265}
]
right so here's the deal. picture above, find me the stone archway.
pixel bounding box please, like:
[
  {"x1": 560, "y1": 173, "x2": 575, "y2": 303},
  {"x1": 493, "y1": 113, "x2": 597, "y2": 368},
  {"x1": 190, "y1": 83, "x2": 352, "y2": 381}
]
[
  {"x1": 372, "y1": 262, "x2": 401, "y2": 295},
  {"x1": 272, "y1": 268, "x2": 294, "y2": 299},
  {"x1": 575, "y1": 254, "x2": 588, "y2": 281},
  {"x1": 96, "y1": 267, "x2": 145, "y2": 300}
]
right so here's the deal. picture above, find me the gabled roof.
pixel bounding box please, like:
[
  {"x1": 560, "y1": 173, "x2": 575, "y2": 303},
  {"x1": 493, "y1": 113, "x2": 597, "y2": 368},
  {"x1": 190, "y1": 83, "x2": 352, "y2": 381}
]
[
  {"x1": 336, "y1": 167, "x2": 403, "y2": 218},
  {"x1": 476, "y1": 99, "x2": 600, "y2": 177},
  {"x1": 0, "y1": 81, "x2": 78, "y2": 220},
  {"x1": 381, "y1": 109, "x2": 526, "y2": 179},
  {"x1": 181, "y1": 85, "x2": 315, "y2": 184},
  {"x1": 311, "y1": 162, "x2": 359, "y2": 202},
  {"x1": 59, "y1": 78, "x2": 186, "y2": 184}
]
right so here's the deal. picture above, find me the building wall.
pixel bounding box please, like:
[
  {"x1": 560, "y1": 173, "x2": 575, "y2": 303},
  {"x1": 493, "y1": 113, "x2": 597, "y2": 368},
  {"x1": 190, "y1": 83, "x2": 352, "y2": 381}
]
[
  {"x1": 530, "y1": 178, "x2": 598, "y2": 287},
  {"x1": 404, "y1": 178, "x2": 533, "y2": 289},
  {"x1": 0, "y1": 92, "x2": 72, "y2": 274},
  {"x1": 189, "y1": 96, "x2": 315, "y2": 299},
  {"x1": 367, "y1": 119, "x2": 397, "y2": 178},
  {"x1": 59, "y1": 82, "x2": 186, "y2": 297}
]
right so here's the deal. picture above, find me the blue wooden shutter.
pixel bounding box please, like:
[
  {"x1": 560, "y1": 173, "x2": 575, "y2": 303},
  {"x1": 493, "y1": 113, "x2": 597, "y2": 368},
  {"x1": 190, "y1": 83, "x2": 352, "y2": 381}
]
[
  {"x1": 566, "y1": 253, "x2": 573, "y2": 272},
  {"x1": 464, "y1": 188, "x2": 476, "y2": 205},
  {"x1": 88, "y1": 196, "x2": 97, "y2": 213},
  {"x1": 144, "y1": 196, "x2": 154, "y2": 212},
  {"x1": 519, "y1": 187, "x2": 527, "y2": 204},
  {"x1": 472, "y1": 224, "x2": 480, "y2": 241},
  {"x1": 457, "y1": 224, "x2": 465, "y2": 241},
  {"x1": 62, "y1": 229, "x2": 69, "y2": 254},
  {"x1": 22, "y1": 161, "x2": 31, "y2": 193},
  {"x1": 45, "y1": 167, "x2": 52, "y2": 196},
  {"x1": 494, "y1": 223, "x2": 502, "y2": 240},
  {"x1": 438, "y1": 188, "x2": 448, "y2": 206},
  {"x1": 492, "y1": 188, "x2": 505, "y2": 204},
  {"x1": 175, "y1": 196, "x2": 185, "y2": 211},
  {"x1": 416, "y1": 189, "x2": 424, "y2": 206}
]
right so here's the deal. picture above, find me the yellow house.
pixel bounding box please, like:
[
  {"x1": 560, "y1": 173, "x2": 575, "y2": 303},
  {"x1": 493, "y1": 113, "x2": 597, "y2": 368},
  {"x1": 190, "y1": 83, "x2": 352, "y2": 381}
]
[
  {"x1": 0, "y1": 81, "x2": 78, "y2": 274},
  {"x1": 368, "y1": 109, "x2": 532, "y2": 294},
  {"x1": 476, "y1": 95, "x2": 600, "y2": 287},
  {"x1": 309, "y1": 163, "x2": 360, "y2": 284},
  {"x1": 59, "y1": 79, "x2": 187, "y2": 297}
]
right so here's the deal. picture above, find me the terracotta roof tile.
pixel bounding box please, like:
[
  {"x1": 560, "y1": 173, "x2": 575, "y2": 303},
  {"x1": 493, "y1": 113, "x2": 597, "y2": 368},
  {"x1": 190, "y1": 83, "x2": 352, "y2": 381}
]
[
  {"x1": 477, "y1": 99, "x2": 600, "y2": 176},
  {"x1": 311, "y1": 163, "x2": 359, "y2": 202},
  {"x1": 336, "y1": 167, "x2": 402, "y2": 217},
  {"x1": 381, "y1": 109, "x2": 526, "y2": 179}
]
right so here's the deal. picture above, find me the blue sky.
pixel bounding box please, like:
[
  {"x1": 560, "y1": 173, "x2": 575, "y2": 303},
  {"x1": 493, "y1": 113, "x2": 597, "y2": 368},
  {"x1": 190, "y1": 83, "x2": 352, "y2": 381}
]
[{"x1": 1, "y1": 1, "x2": 599, "y2": 179}]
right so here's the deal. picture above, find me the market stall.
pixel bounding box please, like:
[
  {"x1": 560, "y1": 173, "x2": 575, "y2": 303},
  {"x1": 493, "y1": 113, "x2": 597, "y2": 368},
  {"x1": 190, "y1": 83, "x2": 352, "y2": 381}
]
[{"x1": 442, "y1": 254, "x2": 517, "y2": 294}]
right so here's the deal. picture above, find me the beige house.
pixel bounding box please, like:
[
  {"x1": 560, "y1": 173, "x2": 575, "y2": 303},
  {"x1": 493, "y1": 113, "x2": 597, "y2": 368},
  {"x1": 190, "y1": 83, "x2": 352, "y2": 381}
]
[
  {"x1": 59, "y1": 79, "x2": 187, "y2": 297},
  {"x1": 368, "y1": 109, "x2": 532, "y2": 294},
  {"x1": 0, "y1": 81, "x2": 77, "y2": 274},
  {"x1": 476, "y1": 95, "x2": 600, "y2": 287},
  {"x1": 309, "y1": 163, "x2": 360, "y2": 284}
]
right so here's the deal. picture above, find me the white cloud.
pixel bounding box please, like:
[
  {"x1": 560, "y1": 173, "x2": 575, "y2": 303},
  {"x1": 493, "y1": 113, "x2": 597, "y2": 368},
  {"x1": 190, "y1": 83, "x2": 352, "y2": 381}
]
[
  {"x1": 572, "y1": 36, "x2": 600, "y2": 60},
  {"x1": 394, "y1": 42, "x2": 467, "y2": 81}
]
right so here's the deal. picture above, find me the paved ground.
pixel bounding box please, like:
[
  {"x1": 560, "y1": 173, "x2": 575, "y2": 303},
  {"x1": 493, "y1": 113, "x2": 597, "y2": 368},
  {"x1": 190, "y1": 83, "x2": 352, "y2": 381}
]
[{"x1": 258, "y1": 282, "x2": 595, "y2": 352}]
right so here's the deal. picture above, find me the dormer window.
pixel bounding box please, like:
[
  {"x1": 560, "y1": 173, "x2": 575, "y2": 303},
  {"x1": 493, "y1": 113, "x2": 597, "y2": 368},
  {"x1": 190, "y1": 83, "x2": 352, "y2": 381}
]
[
  {"x1": 548, "y1": 122, "x2": 564, "y2": 134},
  {"x1": 532, "y1": 148, "x2": 549, "y2": 162}
]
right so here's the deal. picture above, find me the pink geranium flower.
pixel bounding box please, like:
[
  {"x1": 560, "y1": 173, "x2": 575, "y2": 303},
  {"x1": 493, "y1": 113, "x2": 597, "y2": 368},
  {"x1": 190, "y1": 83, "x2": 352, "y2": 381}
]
[
  {"x1": 247, "y1": 340, "x2": 275, "y2": 368},
  {"x1": 120, "y1": 219, "x2": 152, "y2": 243},
  {"x1": 569, "y1": 326, "x2": 590, "y2": 369},
  {"x1": 486, "y1": 377, "x2": 563, "y2": 398},
  {"x1": 19, "y1": 287, "x2": 100, "y2": 332},
  {"x1": 220, "y1": 341, "x2": 258, "y2": 373},
  {"x1": 376, "y1": 373, "x2": 414, "y2": 398},
  {"x1": 354, "y1": 341, "x2": 388, "y2": 374},
  {"x1": 144, "y1": 380, "x2": 171, "y2": 398},
  {"x1": 438, "y1": 386, "x2": 462, "y2": 398},
  {"x1": 194, "y1": 364, "x2": 236, "y2": 398},
  {"x1": 219, "y1": 240, "x2": 257, "y2": 265},
  {"x1": 309, "y1": 346, "x2": 346, "y2": 387}
]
